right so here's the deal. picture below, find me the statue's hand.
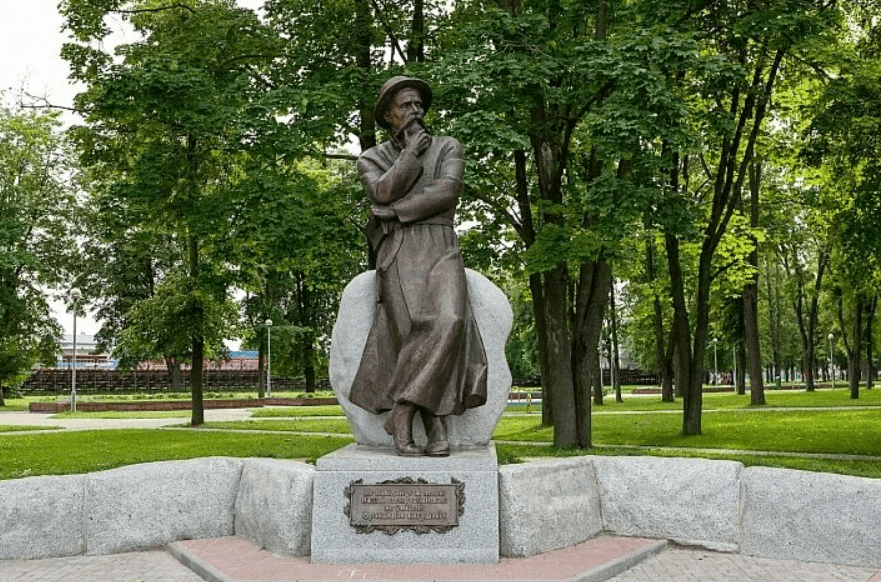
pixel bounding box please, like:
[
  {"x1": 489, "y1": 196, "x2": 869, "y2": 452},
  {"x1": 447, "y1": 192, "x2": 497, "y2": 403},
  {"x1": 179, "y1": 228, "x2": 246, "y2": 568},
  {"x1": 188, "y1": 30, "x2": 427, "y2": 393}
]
[
  {"x1": 372, "y1": 204, "x2": 396, "y2": 220},
  {"x1": 403, "y1": 125, "x2": 430, "y2": 158}
]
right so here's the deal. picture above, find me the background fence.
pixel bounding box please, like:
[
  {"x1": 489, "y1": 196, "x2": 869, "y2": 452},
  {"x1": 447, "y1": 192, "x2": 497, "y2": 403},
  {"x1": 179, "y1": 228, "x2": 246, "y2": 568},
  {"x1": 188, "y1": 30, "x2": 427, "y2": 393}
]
[{"x1": 21, "y1": 369, "x2": 330, "y2": 393}]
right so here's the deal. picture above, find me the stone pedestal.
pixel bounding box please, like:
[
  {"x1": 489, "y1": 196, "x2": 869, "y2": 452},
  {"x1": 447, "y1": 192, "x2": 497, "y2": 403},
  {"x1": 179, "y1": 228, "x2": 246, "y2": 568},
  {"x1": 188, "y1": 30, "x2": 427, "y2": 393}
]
[{"x1": 310, "y1": 444, "x2": 499, "y2": 564}]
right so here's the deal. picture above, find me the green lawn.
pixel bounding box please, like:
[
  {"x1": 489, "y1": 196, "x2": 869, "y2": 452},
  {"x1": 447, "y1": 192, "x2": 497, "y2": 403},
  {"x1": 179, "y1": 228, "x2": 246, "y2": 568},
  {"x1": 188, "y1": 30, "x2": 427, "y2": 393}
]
[
  {"x1": 201, "y1": 418, "x2": 352, "y2": 433},
  {"x1": 588, "y1": 387, "x2": 881, "y2": 411},
  {"x1": 0, "y1": 425, "x2": 61, "y2": 432},
  {"x1": 0, "y1": 429, "x2": 353, "y2": 480},
  {"x1": 495, "y1": 444, "x2": 881, "y2": 479},
  {"x1": 251, "y1": 405, "x2": 345, "y2": 417},
  {"x1": 3, "y1": 387, "x2": 881, "y2": 481},
  {"x1": 51, "y1": 410, "x2": 192, "y2": 419},
  {"x1": 494, "y1": 409, "x2": 881, "y2": 457}
]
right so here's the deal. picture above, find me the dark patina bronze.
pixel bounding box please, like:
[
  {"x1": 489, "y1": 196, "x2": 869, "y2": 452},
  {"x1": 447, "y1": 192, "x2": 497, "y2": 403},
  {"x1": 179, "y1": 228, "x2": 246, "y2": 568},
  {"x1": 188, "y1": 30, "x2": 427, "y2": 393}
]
[
  {"x1": 344, "y1": 477, "x2": 465, "y2": 535},
  {"x1": 349, "y1": 76, "x2": 489, "y2": 457}
]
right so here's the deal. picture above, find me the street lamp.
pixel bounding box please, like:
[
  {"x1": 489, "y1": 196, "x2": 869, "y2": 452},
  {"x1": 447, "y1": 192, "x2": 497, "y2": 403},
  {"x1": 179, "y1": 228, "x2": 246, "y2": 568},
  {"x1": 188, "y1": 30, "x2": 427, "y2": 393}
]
[
  {"x1": 712, "y1": 338, "x2": 719, "y2": 386},
  {"x1": 265, "y1": 319, "x2": 273, "y2": 399},
  {"x1": 828, "y1": 333, "x2": 835, "y2": 389},
  {"x1": 70, "y1": 288, "x2": 81, "y2": 413}
]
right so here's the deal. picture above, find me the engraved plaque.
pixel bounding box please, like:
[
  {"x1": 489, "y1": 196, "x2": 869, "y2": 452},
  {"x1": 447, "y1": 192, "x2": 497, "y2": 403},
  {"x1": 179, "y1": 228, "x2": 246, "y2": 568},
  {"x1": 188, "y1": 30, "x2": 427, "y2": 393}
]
[{"x1": 344, "y1": 477, "x2": 465, "y2": 535}]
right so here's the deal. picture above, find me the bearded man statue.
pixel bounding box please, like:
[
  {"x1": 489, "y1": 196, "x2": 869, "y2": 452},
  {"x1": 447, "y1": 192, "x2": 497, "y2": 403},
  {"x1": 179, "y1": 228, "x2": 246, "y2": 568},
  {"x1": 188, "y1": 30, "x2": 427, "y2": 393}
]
[{"x1": 348, "y1": 76, "x2": 489, "y2": 457}]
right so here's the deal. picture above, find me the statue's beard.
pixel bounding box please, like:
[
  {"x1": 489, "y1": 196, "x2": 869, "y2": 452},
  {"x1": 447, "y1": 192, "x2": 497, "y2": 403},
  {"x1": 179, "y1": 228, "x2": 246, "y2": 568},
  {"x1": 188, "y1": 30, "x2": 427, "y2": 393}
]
[{"x1": 391, "y1": 117, "x2": 429, "y2": 149}]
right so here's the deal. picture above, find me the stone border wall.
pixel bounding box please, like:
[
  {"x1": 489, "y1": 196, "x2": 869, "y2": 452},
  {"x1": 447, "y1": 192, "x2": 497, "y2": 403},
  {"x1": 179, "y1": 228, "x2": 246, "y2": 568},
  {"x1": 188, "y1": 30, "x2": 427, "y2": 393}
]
[{"x1": 1, "y1": 455, "x2": 879, "y2": 568}]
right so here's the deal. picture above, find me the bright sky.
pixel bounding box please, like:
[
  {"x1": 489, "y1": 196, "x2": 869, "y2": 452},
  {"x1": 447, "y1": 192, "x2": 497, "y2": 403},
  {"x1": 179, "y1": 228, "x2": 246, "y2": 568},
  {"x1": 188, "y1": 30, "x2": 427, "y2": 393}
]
[{"x1": 1, "y1": 0, "x2": 263, "y2": 337}]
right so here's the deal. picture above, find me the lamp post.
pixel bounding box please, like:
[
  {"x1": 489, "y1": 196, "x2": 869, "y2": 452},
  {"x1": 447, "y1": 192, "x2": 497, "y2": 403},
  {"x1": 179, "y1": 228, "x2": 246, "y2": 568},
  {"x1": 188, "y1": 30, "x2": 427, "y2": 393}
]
[
  {"x1": 828, "y1": 333, "x2": 835, "y2": 389},
  {"x1": 265, "y1": 319, "x2": 273, "y2": 399},
  {"x1": 70, "y1": 288, "x2": 81, "y2": 413},
  {"x1": 712, "y1": 338, "x2": 719, "y2": 386}
]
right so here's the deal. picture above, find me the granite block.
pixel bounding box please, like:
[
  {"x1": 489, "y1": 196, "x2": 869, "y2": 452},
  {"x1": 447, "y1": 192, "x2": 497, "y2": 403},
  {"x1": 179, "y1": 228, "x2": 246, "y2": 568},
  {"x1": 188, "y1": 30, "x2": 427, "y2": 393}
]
[
  {"x1": 740, "y1": 467, "x2": 881, "y2": 567},
  {"x1": 329, "y1": 269, "x2": 513, "y2": 448},
  {"x1": 86, "y1": 457, "x2": 243, "y2": 555},
  {"x1": 593, "y1": 456, "x2": 742, "y2": 551},
  {"x1": 311, "y1": 444, "x2": 499, "y2": 564},
  {"x1": 0, "y1": 474, "x2": 86, "y2": 559},
  {"x1": 234, "y1": 458, "x2": 316, "y2": 556},
  {"x1": 499, "y1": 457, "x2": 603, "y2": 557}
]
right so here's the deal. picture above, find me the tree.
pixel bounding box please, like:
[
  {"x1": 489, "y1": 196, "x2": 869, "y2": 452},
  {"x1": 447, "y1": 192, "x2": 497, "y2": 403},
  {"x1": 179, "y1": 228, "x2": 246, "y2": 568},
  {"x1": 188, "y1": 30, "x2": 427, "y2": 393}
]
[
  {"x1": 436, "y1": 0, "x2": 698, "y2": 446},
  {"x1": 0, "y1": 106, "x2": 72, "y2": 402},
  {"x1": 802, "y1": 13, "x2": 881, "y2": 398},
  {"x1": 62, "y1": 0, "x2": 280, "y2": 423},
  {"x1": 654, "y1": 0, "x2": 846, "y2": 433}
]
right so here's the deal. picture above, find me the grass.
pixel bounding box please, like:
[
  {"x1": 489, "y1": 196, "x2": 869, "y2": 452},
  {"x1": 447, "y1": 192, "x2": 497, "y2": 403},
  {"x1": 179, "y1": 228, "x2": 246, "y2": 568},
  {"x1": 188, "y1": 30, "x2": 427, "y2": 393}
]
[
  {"x1": 200, "y1": 418, "x2": 353, "y2": 433},
  {"x1": 0, "y1": 425, "x2": 61, "y2": 432},
  {"x1": 493, "y1": 408, "x2": 881, "y2": 457},
  {"x1": 494, "y1": 444, "x2": 881, "y2": 480},
  {"x1": 51, "y1": 410, "x2": 192, "y2": 419},
  {"x1": 0, "y1": 399, "x2": 35, "y2": 412},
  {"x1": 252, "y1": 405, "x2": 345, "y2": 417},
  {"x1": 0, "y1": 429, "x2": 354, "y2": 480},
  {"x1": 588, "y1": 387, "x2": 881, "y2": 411},
  {"x1": 3, "y1": 386, "x2": 881, "y2": 481}
]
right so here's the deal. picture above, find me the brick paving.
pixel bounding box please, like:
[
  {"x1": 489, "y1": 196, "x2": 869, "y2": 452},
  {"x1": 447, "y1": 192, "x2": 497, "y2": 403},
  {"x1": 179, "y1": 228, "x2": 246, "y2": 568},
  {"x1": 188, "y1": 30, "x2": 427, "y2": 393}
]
[
  {"x1": 606, "y1": 548, "x2": 878, "y2": 582},
  {"x1": 177, "y1": 534, "x2": 658, "y2": 580},
  {"x1": 0, "y1": 550, "x2": 204, "y2": 582},
  {"x1": 2, "y1": 541, "x2": 879, "y2": 581}
]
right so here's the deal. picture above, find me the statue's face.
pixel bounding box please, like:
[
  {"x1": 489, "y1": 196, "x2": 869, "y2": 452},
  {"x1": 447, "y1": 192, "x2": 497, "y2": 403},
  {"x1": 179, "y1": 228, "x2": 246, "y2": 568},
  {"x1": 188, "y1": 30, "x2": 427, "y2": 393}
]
[{"x1": 384, "y1": 88, "x2": 424, "y2": 132}]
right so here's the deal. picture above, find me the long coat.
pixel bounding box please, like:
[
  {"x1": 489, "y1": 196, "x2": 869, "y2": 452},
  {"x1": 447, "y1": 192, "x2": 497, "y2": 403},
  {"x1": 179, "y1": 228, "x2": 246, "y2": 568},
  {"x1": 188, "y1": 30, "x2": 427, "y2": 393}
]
[{"x1": 348, "y1": 135, "x2": 488, "y2": 416}]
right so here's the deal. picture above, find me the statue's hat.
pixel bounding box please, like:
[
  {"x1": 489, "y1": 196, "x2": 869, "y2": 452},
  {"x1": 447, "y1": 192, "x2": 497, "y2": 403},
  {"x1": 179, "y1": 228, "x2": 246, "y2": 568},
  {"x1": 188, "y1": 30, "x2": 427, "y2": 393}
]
[{"x1": 374, "y1": 76, "x2": 432, "y2": 130}]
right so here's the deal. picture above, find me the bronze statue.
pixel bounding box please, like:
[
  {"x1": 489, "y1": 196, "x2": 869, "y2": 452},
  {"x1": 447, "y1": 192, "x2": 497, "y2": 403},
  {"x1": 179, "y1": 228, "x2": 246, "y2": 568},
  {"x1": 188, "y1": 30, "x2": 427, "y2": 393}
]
[{"x1": 349, "y1": 76, "x2": 489, "y2": 457}]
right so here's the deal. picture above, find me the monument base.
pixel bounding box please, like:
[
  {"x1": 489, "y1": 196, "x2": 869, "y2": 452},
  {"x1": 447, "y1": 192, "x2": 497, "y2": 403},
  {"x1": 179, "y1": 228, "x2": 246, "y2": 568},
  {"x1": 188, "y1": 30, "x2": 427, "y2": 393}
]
[{"x1": 310, "y1": 443, "x2": 500, "y2": 564}]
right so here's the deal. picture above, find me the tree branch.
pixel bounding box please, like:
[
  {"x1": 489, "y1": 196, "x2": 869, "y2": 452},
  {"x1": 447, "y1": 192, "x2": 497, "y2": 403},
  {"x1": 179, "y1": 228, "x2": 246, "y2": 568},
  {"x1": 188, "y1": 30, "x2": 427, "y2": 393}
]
[
  {"x1": 114, "y1": 3, "x2": 197, "y2": 15},
  {"x1": 370, "y1": 0, "x2": 408, "y2": 64}
]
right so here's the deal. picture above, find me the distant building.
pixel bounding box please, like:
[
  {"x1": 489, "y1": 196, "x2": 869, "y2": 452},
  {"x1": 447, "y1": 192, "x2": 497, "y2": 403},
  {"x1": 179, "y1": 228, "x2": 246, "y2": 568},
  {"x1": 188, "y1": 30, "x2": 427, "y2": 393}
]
[
  {"x1": 50, "y1": 334, "x2": 258, "y2": 372},
  {"x1": 56, "y1": 333, "x2": 115, "y2": 369},
  {"x1": 137, "y1": 350, "x2": 259, "y2": 371}
]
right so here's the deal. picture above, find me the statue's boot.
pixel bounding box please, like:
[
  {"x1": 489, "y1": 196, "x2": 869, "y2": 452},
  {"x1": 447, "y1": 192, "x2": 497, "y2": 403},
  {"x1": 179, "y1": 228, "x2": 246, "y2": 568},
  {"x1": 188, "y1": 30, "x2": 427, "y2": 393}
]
[
  {"x1": 384, "y1": 403, "x2": 424, "y2": 456},
  {"x1": 421, "y1": 410, "x2": 451, "y2": 457}
]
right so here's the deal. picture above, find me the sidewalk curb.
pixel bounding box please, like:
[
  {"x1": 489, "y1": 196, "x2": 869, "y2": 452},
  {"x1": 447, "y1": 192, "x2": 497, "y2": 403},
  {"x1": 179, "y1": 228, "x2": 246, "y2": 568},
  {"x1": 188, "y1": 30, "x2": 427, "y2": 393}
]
[
  {"x1": 569, "y1": 540, "x2": 667, "y2": 582},
  {"x1": 166, "y1": 538, "x2": 667, "y2": 582},
  {"x1": 168, "y1": 542, "x2": 233, "y2": 582}
]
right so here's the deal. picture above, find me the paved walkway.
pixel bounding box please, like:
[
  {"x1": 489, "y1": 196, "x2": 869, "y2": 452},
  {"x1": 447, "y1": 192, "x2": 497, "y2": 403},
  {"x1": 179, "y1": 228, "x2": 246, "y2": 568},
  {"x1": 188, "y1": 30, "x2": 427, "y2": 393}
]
[
  {"x1": 606, "y1": 548, "x2": 881, "y2": 582},
  {"x1": 0, "y1": 408, "x2": 253, "y2": 431},
  {"x1": 1, "y1": 541, "x2": 879, "y2": 582},
  {"x1": 0, "y1": 550, "x2": 204, "y2": 582}
]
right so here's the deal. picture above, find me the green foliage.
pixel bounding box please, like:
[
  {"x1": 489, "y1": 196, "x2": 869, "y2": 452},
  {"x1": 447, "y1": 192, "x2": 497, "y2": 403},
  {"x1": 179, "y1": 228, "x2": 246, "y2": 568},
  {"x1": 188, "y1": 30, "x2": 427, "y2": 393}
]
[{"x1": 0, "y1": 107, "x2": 72, "y2": 390}]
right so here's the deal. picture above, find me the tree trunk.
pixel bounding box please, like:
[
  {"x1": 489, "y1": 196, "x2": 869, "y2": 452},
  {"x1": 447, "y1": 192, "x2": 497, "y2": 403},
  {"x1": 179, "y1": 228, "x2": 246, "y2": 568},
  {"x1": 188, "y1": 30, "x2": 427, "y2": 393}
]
[
  {"x1": 646, "y1": 235, "x2": 674, "y2": 401},
  {"x1": 530, "y1": 272, "x2": 554, "y2": 427},
  {"x1": 407, "y1": 0, "x2": 425, "y2": 63},
  {"x1": 744, "y1": 160, "x2": 764, "y2": 404},
  {"x1": 666, "y1": 233, "x2": 703, "y2": 434},
  {"x1": 609, "y1": 274, "x2": 623, "y2": 402},
  {"x1": 542, "y1": 265, "x2": 577, "y2": 447},
  {"x1": 189, "y1": 234, "x2": 205, "y2": 426},
  {"x1": 191, "y1": 336, "x2": 204, "y2": 425},
  {"x1": 304, "y1": 337, "x2": 316, "y2": 393},
  {"x1": 850, "y1": 296, "x2": 863, "y2": 399},
  {"x1": 736, "y1": 341, "x2": 747, "y2": 395},
  {"x1": 186, "y1": 131, "x2": 205, "y2": 426},
  {"x1": 865, "y1": 295, "x2": 876, "y2": 389},
  {"x1": 165, "y1": 357, "x2": 182, "y2": 392}
]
